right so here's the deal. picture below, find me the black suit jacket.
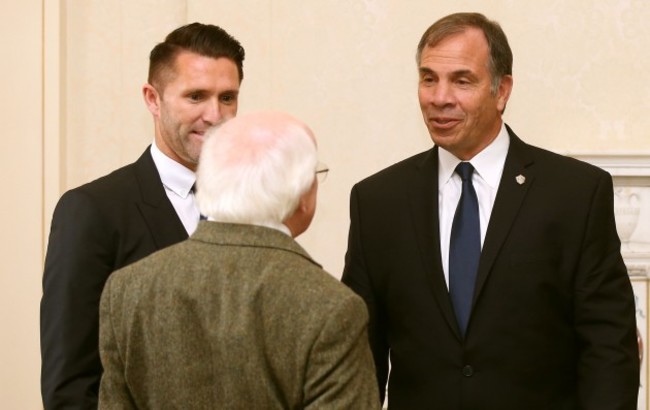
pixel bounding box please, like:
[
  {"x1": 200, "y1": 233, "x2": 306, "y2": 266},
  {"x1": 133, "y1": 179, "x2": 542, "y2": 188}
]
[
  {"x1": 342, "y1": 127, "x2": 639, "y2": 409},
  {"x1": 40, "y1": 147, "x2": 188, "y2": 409}
]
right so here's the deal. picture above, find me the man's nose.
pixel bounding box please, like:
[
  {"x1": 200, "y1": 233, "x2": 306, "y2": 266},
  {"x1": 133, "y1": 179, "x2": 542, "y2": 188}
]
[
  {"x1": 202, "y1": 98, "x2": 221, "y2": 125},
  {"x1": 429, "y1": 82, "x2": 455, "y2": 107}
]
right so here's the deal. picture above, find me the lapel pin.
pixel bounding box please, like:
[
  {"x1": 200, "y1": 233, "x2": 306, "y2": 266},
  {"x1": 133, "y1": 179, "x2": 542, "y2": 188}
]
[{"x1": 516, "y1": 174, "x2": 526, "y2": 185}]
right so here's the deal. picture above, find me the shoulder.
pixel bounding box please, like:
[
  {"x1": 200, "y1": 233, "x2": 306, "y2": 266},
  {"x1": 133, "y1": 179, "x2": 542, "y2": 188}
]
[
  {"x1": 301, "y1": 270, "x2": 370, "y2": 339},
  {"x1": 75, "y1": 150, "x2": 152, "y2": 197},
  {"x1": 352, "y1": 148, "x2": 435, "y2": 194},
  {"x1": 361, "y1": 149, "x2": 433, "y2": 184},
  {"x1": 511, "y1": 135, "x2": 609, "y2": 185},
  {"x1": 103, "y1": 244, "x2": 175, "y2": 301},
  {"x1": 55, "y1": 149, "x2": 154, "y2": 213},
  {"x1": 500, "y1": 125, "x2": 608, "y2": 189},
  {"x1": 260, "y1": 250, "x2": 367, "y2": 315},
  {"x1": 282, "y1": 260, "x2": 368, "y2": 318},
  {"x1": 110, "y1": 242, "x2": 179, "y2": 282}
]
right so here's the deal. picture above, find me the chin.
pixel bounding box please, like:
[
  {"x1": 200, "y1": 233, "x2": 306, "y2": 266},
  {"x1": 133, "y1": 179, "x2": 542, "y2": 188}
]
[{"x1": 430, "y1": 135, "x2": 457, "y2": 148}]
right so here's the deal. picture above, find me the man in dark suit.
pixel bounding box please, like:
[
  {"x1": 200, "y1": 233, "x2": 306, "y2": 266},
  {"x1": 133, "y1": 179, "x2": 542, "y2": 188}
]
[
  {"x1": 342, "y1": 12, "x2": 639, "y2": 409},
  {"x1": 98, "y1": 111, "x2": 380, "y2": 409},
  {"x1": 40, "y1": 23, "x2": 245, "y2": 409}
]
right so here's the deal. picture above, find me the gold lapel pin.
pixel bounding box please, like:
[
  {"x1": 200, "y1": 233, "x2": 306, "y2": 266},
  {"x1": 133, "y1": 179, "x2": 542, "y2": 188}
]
[{"x1": 516, "y1": 174, "x2": 526, "y2": 185}]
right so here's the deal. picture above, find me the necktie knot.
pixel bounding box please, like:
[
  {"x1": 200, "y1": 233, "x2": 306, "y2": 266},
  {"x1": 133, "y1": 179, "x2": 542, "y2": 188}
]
[
  {"x1": 455, "y1": 162, "x2": 474, "y2": 182},
  {"x1": 190, "y1": 183, "x2": 207, "y2": 221}
]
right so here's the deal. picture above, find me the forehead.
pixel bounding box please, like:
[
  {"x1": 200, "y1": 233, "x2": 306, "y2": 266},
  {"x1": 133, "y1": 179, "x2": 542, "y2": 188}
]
[
  {"x1": 419, "y1": 27, "x2": 489, "y2": 72},
  {"x1": 164, "y1": 51, "x2": 240, "y2": 90}
]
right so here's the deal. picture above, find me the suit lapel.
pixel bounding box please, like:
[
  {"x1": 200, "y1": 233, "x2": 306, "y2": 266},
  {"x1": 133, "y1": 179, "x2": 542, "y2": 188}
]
[
  {"x1": 409, "y1": 148, "x2": 462, "y2": 340},
  {"x1": 134, "y1": 147, "x2": 188, "y2": 249},
  {"x1": 473, "y1": 128, "x2": 535, "y2": 301}
]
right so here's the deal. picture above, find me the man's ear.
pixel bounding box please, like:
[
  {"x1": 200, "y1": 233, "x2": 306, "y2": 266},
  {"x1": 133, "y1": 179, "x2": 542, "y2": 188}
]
[
  {"x1": 497, "y1": 75, "x2": 513, "y2": 113},
  {"x1": 283, "y1": 191, "x2": 312, "y2": 238},
  {"x1": 296, "y1": 194, "x2": 309, "y2": 214},
  {"x1": 142, "y1": 83, "x2": 161, "y2": 116}
]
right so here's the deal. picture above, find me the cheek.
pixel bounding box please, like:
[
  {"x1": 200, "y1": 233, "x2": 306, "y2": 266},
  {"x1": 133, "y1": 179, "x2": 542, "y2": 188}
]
[
  {"x1": 221, "y1": 104, "x2": 238, "y2": 119},
  {"x1": 459, "y1": 95, "x2": 487, "y2": 120},
  {"x1": 163, "y1": 101, "x2": 185, "y2": 120},
  {"x1": 175, "y1": 105, "x2": 203, "y2": 125},
  {"x1": 418, "y1": 88, "x2": 430, "y2": 106},
  {"x1": 160, "y1": 105, "x2": 180, "y2": 131}
]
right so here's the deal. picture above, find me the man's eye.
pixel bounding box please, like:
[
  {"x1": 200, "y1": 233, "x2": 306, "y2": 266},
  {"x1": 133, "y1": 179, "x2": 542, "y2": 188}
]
[
  {"x1": 188, "y1": 93, "x2": 203, "y2": 101},
  {"x1": 221, "y1": 94, "x2": 237, "y2": 104}
]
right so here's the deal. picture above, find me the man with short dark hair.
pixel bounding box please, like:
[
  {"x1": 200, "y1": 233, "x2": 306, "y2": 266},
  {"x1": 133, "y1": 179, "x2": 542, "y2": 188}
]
[
  {"x1": 342, "y1": 12, "x2": 639, "y2": 409},
  {"x1": 40, "y1": 23, "x2": 245, "y2": 409}
]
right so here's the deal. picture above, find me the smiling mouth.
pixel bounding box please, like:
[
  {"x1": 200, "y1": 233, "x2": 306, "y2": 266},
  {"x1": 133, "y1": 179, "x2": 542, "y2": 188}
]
[
  {"x1": 187, "y1": 131, "x2": 206, "y2": 143},
  {"x1": 431, "y1": 118, "x2": 461, "y2": 128}
]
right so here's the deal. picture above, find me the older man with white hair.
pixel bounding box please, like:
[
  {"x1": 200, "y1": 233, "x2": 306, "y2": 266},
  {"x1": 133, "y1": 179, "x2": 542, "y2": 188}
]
[{"x1": 97, "y1": 111, "x2": 380, "y2": 409}]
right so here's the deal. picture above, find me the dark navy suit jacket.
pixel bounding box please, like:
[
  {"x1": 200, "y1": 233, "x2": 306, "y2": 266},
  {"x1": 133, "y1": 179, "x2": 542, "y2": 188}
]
[
  {"x1": 41, "y1": 147, "x2": 188, "y2": 409},
  {"x1": 342, "y1": 127, "x2": 639, "y2": 409}
]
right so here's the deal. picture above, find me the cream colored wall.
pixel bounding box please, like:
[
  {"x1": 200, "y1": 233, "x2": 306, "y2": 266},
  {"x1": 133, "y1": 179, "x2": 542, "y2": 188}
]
[
  {"x1": 0, "y1": 0, "x2": 45, "y2": 408},
  {"x1": 64, "y1": 1, "x2": 650, "y2": 281},
  {"x1": 3, "y1": 0, "x2": 649, "y2": 407}
]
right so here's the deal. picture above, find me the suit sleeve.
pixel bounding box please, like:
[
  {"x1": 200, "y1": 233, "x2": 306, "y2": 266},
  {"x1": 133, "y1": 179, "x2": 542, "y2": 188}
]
[
  {"x1": 40, "y1": 190, "x2": 114, "y2": 409},
  {"x1": 575, "y1": 172, "x2": 640, "y2": 409},
  {"x1": 303, "y1": 293, "x2": 380, "y2": 410},
  {"x1": 341, "y1": 185, "x2": 389, "y2": 404},
  {"x1": 97, "y1": 275, "x2": 136, "y2": 410}
]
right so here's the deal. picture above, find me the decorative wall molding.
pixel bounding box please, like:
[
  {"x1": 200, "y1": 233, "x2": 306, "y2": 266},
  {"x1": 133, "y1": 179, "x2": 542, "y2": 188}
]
[
  {"x1": 572, "y1": 154, "x2": 650, "y2": 177},
  {"x1": 43, "y1": 0, "x2": 64, "y2": 256},
  {"x1": 575, "y1": 154, "x2": 650, "y2": 409},
  {"x1": 574, "y1": 154, "x2": 650, "y2": 260}
]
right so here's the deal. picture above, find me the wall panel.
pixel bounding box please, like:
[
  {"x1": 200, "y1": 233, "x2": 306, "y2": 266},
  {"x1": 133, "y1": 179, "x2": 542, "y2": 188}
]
[
  {"x1": 0, "y1": 0, "x2": 44, "y2": 407},
  {"x1": 64, "y1": 0, "x2": 188, "y2": 189}
]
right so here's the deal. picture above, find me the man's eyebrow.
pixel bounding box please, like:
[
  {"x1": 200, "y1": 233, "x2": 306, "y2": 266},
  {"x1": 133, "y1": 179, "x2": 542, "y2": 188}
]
[
  {"x1": 450, "y1": 69, "x2": 474, "y2": 77},
  {"x1": 418, "y1": 67, "x2": 476, "y2": 77}
]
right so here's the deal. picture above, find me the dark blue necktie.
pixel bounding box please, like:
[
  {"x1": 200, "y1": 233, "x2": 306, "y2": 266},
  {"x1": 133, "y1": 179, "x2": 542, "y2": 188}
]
[
  {"x1": 191, "y1": 183, "x2": 208, "y2": 221},
  {"x1": 449, "y1": 162, "x2": 480, "y2": 336}
]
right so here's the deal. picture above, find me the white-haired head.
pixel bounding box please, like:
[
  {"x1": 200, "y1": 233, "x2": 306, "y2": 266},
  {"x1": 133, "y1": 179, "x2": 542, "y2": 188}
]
[{"x1": 195, "y1": 111, "x2": 319, "y2": 237}]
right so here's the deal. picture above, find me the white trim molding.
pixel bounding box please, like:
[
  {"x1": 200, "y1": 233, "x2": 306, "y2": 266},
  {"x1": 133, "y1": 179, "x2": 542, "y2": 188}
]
[{"x1": 574, "y1": 153, "x2": 650, "y2": 409}]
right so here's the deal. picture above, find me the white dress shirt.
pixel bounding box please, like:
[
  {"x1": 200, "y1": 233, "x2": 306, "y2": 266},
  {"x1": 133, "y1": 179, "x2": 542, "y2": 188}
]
[
  {"x1": 438, "y1": 123, "x2": 510, "y2": 288},
  {"x1": 150, "y1": 142, "x2": 201, "y2": 235}
]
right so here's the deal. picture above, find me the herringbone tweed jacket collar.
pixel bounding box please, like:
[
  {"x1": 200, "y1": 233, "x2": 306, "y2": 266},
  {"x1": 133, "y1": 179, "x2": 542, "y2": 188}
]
[{"x1": 189, "y1": 220, "x2": 322, "y2": 269}]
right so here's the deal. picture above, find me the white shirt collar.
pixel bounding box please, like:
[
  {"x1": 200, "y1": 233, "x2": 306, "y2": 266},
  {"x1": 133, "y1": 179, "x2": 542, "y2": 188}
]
[
  {"x1": 150, "y1": 140, "x2": 196, "y2": 198},
  {"x1": 438, "y1": 123, "x2": 510, "y2": 187}
]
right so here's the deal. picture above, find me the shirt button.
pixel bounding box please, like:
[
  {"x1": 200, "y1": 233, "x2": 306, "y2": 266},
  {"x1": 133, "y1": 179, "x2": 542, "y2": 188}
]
[{"x1": 462, "y1": 365, "x2": 474, "y2": 377}]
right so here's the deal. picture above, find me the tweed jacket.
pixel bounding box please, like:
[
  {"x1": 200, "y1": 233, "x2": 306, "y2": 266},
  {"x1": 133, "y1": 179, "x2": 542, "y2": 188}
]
[{"x1": 99, "y1": 221, "x2": 379, "y2": 409}]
